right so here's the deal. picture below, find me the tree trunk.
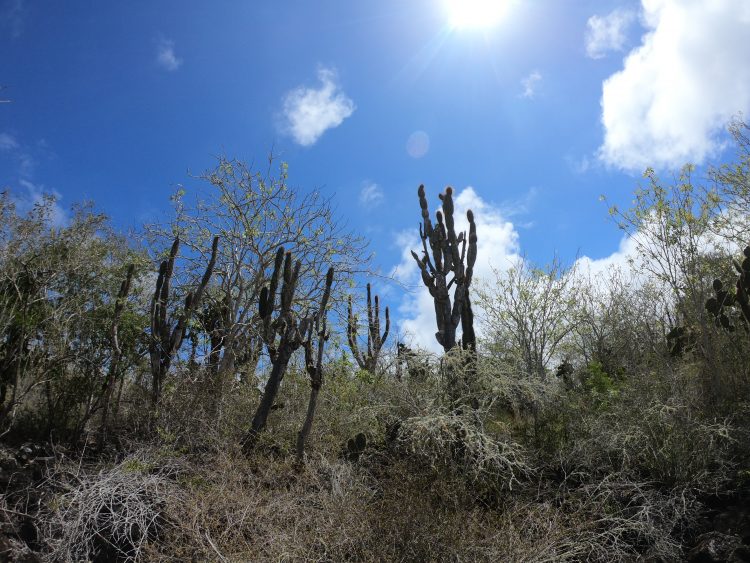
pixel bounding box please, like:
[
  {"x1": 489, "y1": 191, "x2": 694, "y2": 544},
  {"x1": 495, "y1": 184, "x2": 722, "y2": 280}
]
[
  {"x1": 296, "y1": 383, "x2": 320, "y2": 463},
  {"x1": 244, "y1": 346, "x2": 293, "y2": 449}
]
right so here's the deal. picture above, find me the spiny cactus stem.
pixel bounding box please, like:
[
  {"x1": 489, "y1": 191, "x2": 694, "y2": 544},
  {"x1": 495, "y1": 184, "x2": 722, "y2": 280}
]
[
  {"x1": 149, "y1": 235, "x2": 219, "y2": 408},
  {"x1": 296, "y1": 266, "x2": 334, "y2": 464},
  {"x1": 346, "y1": 282, "x2": 390, "y2": 372}
]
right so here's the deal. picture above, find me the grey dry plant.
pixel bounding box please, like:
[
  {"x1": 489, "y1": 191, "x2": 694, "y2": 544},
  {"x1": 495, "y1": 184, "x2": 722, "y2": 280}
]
[{"x1": 43, "y1": 454, "x2": 184, "y2": 562}]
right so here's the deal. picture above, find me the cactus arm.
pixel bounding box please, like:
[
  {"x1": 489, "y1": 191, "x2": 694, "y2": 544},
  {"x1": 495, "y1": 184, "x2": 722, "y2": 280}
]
[
  {"x1": 418, "y1": 184, "x2": 433, "y2": 239},
  {"x1": 296, "y1": 266, "x2": 334, "y2": 463},
  {"x1": 373, "y1": 292, "x2": 381, "y2": 350},
  {"x1": 347, "y1": 295, "x2": 365, "y2": 369},
  {"x1": 158, "y1": 237, "x2": 179, "y2": 343},
  {"x1": 466, "y1": 209, "x2": 477, "y2": 286},
  {"x1": 99, "y1": 263, "x2": 135, "y2": 448},
  {"x1": 169, "y1": 236, "x2": 220, "y2": 357},
  {"x1": 382, "y1": 306, "x2": 390, "y2": 348},
  {"x1": 411, "y1": 251, "x2": 437, "y2": 296},
  {"x1": 365, "y1": 284, "x2": 372, "y2": 358},
  {"x1": 418, "y1": 224, "x2": 437, "y2": 276}
]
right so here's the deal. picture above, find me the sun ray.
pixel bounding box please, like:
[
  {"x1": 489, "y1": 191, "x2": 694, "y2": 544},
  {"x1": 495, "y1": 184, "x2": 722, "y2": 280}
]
[{"x1": 443, "y1": 0, "x2": 509, "y2": 30}]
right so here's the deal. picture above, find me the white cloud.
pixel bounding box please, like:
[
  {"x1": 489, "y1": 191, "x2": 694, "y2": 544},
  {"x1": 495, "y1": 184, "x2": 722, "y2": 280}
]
[
  {"x1": 0, "y1": 132, "x2": 18, "y2": 151},
  {"x1": 599, "y1": 0, "x2": 750, "y2": 171},
  {"x1": 520, "y1": 71, "x2": 542, "y2": 99},
  {"x1": 13, "y1": 179, "x2": 67, "y2": 227},
  {"x1": 359, "y1": 182, "x2": 384, "y2": 206},
  {"x1": 575, "y1": 232, "x2": 640, "y2": 280},
  {"x1": 156, "y1": 39, "x2": 182, "y2": 71},
  {"x1": 565, "y1": 153, "x2": 594, "y2": 175},
  {"x1": 1, "y1": 0, "x2": 24, "y2": 39},
  {"x1": 394, "y1": 187, "x2": 521, "y2": 352},
  {"x1": 281, "y1": 67, "x2": 355, "y2": 146},
  {"x1": 585, "y1": 9, "x2": 635, "y2": 59},
  {"x1": 573, "y1": 209, "x2": 742, "y2": 297}
]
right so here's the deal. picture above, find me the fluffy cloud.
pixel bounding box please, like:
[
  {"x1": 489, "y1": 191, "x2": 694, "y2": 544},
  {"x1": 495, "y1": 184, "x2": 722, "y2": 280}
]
[
  {"x1": 156, "y1": 39, "x2": 182, "y2": 71},
  {"x1": 575, "y1": 232, "x2": 640, "y2": 280},
  {"x1": 585, "y1": 9, "x2": 635, "y2": 59},
  {"x1": 599, "y1": 0, "x2": 750, "y2": 171},
  {"x1": 1, "y1": 0, "x2": 25, "y2": 39},
  {"x1": 394, "y1": 187, "x2": 521, "y2": 353},
  {"x1": 12, "y1": 179, "x2": 67, "y2": 227},
  {"x1": 359, "y1": 182, "x2": 384, "y2": 206},
  {"x1": 520, "y1": 71, "x2": 542, "y2": 99},
  {"x1": 0, "y1": 132, "x2": 18, "y2": 151},
  {"x1": 281, "y1": 67, "x2": 355, "y2": 147}
]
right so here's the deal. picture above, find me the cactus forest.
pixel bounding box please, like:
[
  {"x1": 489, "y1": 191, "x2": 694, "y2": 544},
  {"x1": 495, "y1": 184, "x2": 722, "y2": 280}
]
[{"x1": 4, "y1": 2, "x2": 750, "y2": 561}]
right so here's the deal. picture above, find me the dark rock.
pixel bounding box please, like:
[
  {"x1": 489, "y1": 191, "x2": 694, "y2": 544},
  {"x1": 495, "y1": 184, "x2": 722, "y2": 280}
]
[{"x1": 687, "y1": 531, "x2": 748, "y2": 563}]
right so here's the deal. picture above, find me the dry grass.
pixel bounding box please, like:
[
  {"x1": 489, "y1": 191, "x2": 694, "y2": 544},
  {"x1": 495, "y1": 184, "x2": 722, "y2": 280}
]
[{"x1": 18, "y1": 347, "x2": 746, "y2": 562}]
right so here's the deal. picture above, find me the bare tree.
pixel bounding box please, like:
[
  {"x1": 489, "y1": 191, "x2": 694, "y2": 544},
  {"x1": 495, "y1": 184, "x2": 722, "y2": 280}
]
[
  {"x1": 146, "y1": 156, "x2": 369, "y2": 401},
  {"x1": 477, "y1": 256, "x2": 579, "y2": 378}
]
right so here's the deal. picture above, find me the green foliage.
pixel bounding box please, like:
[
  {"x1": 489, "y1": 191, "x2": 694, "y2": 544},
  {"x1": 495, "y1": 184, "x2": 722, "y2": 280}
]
[
  {"x1": 0, "y1": 194, "x2": 148, "y2": 440},
  {"x1": 582, "y1": 361, "x2": 619, "y2": 399}
]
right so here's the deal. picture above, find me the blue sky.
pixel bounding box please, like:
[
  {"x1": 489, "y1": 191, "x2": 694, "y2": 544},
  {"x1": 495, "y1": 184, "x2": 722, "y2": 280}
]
[{"x1": 3, "y1": 0, "x2": 750, "y2": 349}]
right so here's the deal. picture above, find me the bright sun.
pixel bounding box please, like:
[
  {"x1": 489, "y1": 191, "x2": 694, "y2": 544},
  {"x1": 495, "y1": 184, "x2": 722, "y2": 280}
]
[{"x1": 443, "y1": 0, "x2": 509, "y2": 30}]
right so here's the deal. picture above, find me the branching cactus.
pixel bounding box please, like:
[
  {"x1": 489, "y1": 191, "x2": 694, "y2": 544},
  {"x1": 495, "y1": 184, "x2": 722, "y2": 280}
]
[
  {"x1": 706, "y1": 245, "x2": 750, "y2": 332},
  {"x1": 410, "y1": 185, "x2": 477, "y2": 352},
  {"x1": 245, "y1": 247, "x2": 332, "y2": 450},
  {"x1": 347, "y1": 283, "x2": 390, "y2": 372},
  {"x1": 149, "y1": 235, "x2": 219, "y2": 407},
  {"x1": 98, "y1": 264, "x2": 134, "y2": 448},
  {"x1": 297, "y1": 267, "x2": 334, "y2": 464}
]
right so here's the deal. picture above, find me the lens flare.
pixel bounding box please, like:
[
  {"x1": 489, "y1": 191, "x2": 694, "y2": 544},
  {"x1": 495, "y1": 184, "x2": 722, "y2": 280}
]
[{"x1": 443, "y1": 0, "x2": 508, "y2": 30}]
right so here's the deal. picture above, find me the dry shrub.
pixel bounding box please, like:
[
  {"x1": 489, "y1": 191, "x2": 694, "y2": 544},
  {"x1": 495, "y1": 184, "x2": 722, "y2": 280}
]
[
  {"x1": 42, "y1": 450, "x2": 186, "y2": 562},
  {"x1": 396, "y1": 410, "x2": 531, "y2": 493},
  {"x1": 454, "y1": 479, "x2": 696, "y2": 562},
  {"x1": 358, "y1": 454, "x2": 696, "y2": 562},
  {"x1": 150, "y1": 450, "x2": 376, "y2": 561},
  {"x1": 154, "y1": 365, "x2": 259, "y2": 452},
  {"x1": 561, "y1": 390, "x2": 738, "y2": 492}
]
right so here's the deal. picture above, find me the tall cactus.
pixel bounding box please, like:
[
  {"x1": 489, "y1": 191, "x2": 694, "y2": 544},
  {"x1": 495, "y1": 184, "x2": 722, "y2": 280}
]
[
  {"x1": 297, "y1": 267, "x2": 334, "y2": 464},
  {"x1": 410, "y1": 185, "x2": 477, "y2": 352},
  {"x1": 347, "y1": 283, "x2": 390, "y2": 372},
  {"x1": 706, "y1": 245, "x2": 750, "y2": 332},
  {"x1": 98, "y1": 263, "x2": 134, "y2": 449},
  {"x1": 149, "y1": 235, "x2": 219, "y2": 407},
  {"x1": 245, "y1": 247, "x2": 332, "y2": 450}
]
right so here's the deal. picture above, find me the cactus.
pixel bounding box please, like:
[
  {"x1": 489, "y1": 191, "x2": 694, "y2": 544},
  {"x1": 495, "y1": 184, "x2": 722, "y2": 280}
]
[
  {"x1": 344, "y1": 432, "x2": 368, "y2": 462},
  {"x1": 410, "y1": 185, "x2": 477, "y2": 352},
  {"x1": 244, "y1": 247, "x2": 333, "y2": 450},
  {"x1": 98, "y1": 264, "x2": 134, "y2": 448},
  {"x1": 199, "y1": 292, "x2": 230, "y2": 374},
  {"x1": 149, "y1": 235, "x2": 219, "y2": 407},
  {"x1": 296, "y1": 266, "x2": 334, "y2": 464},
  {"x1": 706, "y1": 245, "x2": 750, "y2": 332},
  {"x1": 396, "y1": 342, "x2": 430, "y2": 381},
  {"x1": 347, "y1": 283, "x2": 390, "y2": 373}
]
